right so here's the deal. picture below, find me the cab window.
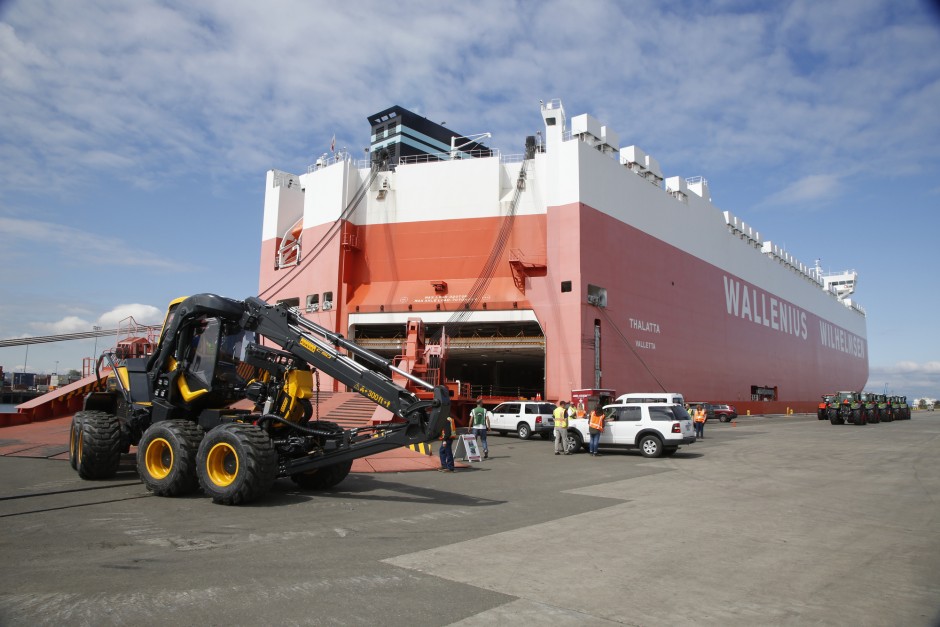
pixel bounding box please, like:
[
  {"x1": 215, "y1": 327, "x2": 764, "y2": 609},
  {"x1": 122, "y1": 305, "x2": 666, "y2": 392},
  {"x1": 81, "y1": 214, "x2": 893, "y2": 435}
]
[
  {"x1": 190, "y1": 318, "x2": 221, "y2": 388},
  {"x1": 497, "y1": 403, "x2": 519, "y2": 415}
]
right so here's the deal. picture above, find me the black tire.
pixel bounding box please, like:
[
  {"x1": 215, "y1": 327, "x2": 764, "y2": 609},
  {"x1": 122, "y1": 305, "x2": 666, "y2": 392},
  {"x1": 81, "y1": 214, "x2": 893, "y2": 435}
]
[
  {"x1": 718, "y1": 415, "x2": 727, "y2": 423},
  {"x1": 69, "y1": 412, "x2": 87, "y2": 470},
  {"x1": 881, "y1": 409, "x2": 893, "y2": 423},
  {"x1": 565, "y1": 430, "x2": 583, "y2": 454},
  {"x1": 663, "y1": 447, "x2": 679, "y2": 456},
  {"x1": 817, "y1": 410, "x2": 827, "y2": 420},
  {"x1": 197, "y1": 423, "x2": 277, "y2": 505},
  {"x1": 868, "y1": 408, "x2": 879, "y2": 424},
  {"x1": 76, "y1": 411, "x2": 122, "y2": 479},
  {"x1": 517, "y1": 422, "x2": 532, "y2": 440},
  {"x1": 829, "y1": 415, "x2": 844, "y2": 425},
  {"x1": 852, "y1": 409, "x2": 865, "y2": 425},
  {"x1": 638, "y1": 435, "x2": 663, "y2": 458},
  {"x1": 292, "y1": 460, "x2": 353, "y2": 490},
  {"x1": 137, "y1": 420, "x2": 204, "y2": 497}
]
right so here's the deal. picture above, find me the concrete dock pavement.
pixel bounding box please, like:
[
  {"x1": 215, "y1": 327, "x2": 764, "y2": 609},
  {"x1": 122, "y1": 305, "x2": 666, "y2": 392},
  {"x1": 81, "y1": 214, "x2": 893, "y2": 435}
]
[{"x1": 1, "y1": 414, "x2": 938, "y2": 626}]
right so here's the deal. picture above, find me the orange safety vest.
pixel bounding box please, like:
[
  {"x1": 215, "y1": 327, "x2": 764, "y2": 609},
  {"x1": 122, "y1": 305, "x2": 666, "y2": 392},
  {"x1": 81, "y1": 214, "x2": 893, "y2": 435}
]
[
  {"x1": 588, "y1": 411, "x2": 605, "y2": 431},
  {"x1": 693, "y1": 409, "x2": 706, "y2": 423},
  {"x1": 439, "y1": 416, "x2": 457, "y2": 440}
]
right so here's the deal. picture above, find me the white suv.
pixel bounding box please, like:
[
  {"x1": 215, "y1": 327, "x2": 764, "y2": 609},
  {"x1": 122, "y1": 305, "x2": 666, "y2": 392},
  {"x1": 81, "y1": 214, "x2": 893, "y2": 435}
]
[
  {"x1": 489, "y1": 401, "x2": 557, "y2": 440},
  {"x1": 566, "y1": 402, "x2": 695, "y2": 457}
]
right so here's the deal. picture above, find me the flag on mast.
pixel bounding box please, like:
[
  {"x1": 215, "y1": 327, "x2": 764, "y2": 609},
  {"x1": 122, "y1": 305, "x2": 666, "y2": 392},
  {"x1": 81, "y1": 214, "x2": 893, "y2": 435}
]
[{"x1": 330, "y1": 134, "x2": 336, "y2": 153}]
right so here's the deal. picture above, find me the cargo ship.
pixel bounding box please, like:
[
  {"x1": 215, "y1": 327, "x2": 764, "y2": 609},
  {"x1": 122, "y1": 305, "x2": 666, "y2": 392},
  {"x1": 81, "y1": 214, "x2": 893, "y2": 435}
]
[{"x1": 258, "y1": 99, "x2": 868, "y2": 414}]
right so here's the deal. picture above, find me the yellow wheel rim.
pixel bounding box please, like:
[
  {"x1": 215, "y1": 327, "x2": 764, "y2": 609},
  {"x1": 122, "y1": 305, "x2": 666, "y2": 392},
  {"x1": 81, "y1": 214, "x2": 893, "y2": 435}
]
[
  {"x1": 76, "y1": 430, "x2": 83, "y2": 466},
  {"x1": 69, "y1": 424, "x2": 78, "y2": 460},
  {"x1": 145, "y1": 437, "x2": 174, "y2": 480},
  {"x1": 206, "y1": 442, "x2": 238, "y2": 487}
]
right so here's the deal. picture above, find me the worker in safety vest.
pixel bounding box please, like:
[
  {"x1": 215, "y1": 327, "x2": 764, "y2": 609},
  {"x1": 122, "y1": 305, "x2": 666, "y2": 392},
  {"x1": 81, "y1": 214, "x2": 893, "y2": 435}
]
[
  {"x1": 438, "y1": 415, "x2": 457, "y2": 472},
  {"x1": 588, "y1": 406, "x2": 606, "y2": 456},
  {"x1": 576, "y1": 401, "x2": 586, "y2": 419},
  {"x1": 553, "y1": 401, "x2": 570, "y2": 455},
  {"x1": 469, "y1": 399, "x2": 490, "y2": 459},
  {"x1": 693, "y1": 405, "x2": 707, "y2": 440},
  {"x1": 567, "y1": 402, "x2": 578, "y2": 423}
]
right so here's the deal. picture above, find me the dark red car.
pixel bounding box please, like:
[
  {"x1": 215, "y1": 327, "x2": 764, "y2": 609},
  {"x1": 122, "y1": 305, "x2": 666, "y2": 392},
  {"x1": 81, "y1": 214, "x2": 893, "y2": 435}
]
[{"x1": 712, "y1": 404, "x2": 738, "y2": 422}]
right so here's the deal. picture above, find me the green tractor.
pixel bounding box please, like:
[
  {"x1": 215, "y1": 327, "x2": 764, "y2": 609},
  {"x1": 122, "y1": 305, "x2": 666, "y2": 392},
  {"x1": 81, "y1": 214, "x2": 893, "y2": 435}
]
[
  {"x1": 827, "y1": 391, "x2": 867, "y2": 425},
  {"x1": 889, "y1": 395, "x2": 911, "y2": 420},
  {"x1": 873, "y1": 394, "x2": 893, "y2": 422},
  {"x1": 859, "y1": 392, "x2": 879, "y2": 424}
]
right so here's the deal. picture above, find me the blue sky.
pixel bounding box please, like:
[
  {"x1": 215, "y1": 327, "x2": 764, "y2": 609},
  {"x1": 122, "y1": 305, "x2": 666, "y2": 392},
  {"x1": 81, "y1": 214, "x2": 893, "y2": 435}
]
[{"x1": 1, "y1": 0, "x2": 938, "y2": 400}]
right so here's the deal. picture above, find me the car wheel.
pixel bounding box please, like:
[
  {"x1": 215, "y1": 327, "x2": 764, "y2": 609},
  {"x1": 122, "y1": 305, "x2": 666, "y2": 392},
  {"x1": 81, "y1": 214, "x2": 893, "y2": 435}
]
[
  {"x1": 638, "y1": 435, "x2": 663, "y2": 458},
  {"x1": 565, "y1": 430, "x2": 583, "y2": 454},
  {"x1": 719, "y1": 415, "x2": 728, "y2": 423},
  {"x1": 517, "y1": 423, "x2": 532, "y2": 440}
]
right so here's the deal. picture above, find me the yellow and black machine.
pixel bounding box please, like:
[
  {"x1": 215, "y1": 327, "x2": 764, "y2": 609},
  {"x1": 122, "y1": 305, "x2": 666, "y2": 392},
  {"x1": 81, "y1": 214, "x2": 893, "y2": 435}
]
[{"x1": 69, "y1": 294, "x2": 449, "y2": 505}]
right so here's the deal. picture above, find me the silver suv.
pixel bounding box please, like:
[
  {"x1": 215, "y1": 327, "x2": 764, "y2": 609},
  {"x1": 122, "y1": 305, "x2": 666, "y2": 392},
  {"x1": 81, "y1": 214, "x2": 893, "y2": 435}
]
[
  {"x1": 489, "y1": 401, "x2": 557, "y2": 440},
  {"x1": 566, "y1": 402, "x2": 696, "y2": 457}
]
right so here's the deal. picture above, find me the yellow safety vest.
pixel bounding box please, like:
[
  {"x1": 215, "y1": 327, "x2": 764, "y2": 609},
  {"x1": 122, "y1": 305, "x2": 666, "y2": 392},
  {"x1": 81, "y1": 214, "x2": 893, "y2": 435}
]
[{"x1": 553, "y1": 406, "x2": 568, "y2": 429}]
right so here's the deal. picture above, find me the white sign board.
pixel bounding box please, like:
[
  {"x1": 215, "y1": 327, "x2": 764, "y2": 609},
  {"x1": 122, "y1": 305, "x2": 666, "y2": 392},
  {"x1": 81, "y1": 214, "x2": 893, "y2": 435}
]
[{"x1": 458, "y1": 434, "x2": 483, "y2": 462}]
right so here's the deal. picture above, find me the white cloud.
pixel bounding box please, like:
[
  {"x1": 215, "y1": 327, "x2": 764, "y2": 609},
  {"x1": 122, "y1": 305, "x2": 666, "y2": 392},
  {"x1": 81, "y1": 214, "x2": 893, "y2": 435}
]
[
  {"x1": 26, "y1": 304, "x2": 161, "y2": 336},
  {"x1": 867, "y1": 361, "x2": 940, "y2": 398},
  {"x1": 98, "y1": 304, "x2": 163, "y2": 327},
  {"x1": 760, "y1": 174, "x2": 843, "y2": 208},
  {"x1": 33, "y1": 316, "x2": 93, "y2": 334}
]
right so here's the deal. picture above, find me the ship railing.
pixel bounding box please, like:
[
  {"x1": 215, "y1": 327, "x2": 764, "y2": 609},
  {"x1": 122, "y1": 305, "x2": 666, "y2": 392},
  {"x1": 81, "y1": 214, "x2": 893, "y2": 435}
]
[
  {"x1": 396, "y1": 149, "x2": 498, "y2": 165},
  {"x1": 541, "y1": 98, "x2": 563, "y2": 112},
  {"x1": 306, "y1": 150, "x2": 353, "y2": 173},
  {"x1": 271, "y1": 169, "x2": 300, "y2": 188}
]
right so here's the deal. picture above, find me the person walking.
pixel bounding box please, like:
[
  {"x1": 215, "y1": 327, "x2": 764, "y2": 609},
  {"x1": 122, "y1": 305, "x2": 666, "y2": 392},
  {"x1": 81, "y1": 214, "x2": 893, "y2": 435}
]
[
  {"x1": 588, "y1": 406, "x2": 606, "y2": 456},
  {"x1": 553, "y1": 401, "x2": 569, "y2": 455},
  {"x1": 469, "y1": 399, "x2": 490, "y2": 459},
  {"x1": 438, "y1": 414, "x2": 457, "y2": 472},
  {"x1": 693, "y1": 404, "x2": 706, "y2": 440}
]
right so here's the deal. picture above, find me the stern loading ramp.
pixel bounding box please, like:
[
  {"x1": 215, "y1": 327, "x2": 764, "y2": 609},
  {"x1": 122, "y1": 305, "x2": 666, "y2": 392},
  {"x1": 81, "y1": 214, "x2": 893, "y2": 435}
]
[{"x1": 352, "y1": 320, "x2": 547, "y2": 399}]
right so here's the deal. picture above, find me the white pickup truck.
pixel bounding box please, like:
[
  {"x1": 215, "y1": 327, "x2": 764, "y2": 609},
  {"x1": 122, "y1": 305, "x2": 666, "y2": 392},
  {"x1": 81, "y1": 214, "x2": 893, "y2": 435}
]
[{"x1": 566, "y1": 402, "x2": 696, "y2": 457}]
